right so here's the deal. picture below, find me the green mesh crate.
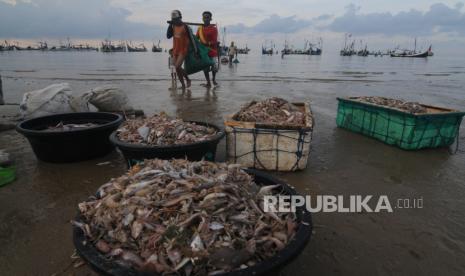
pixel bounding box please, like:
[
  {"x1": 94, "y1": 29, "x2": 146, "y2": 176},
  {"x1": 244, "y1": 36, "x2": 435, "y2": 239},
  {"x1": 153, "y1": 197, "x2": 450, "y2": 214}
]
[
  {"x1": 336, "y1": 97, "x2": 465, "y2": 150},
  {"x1": 0, "y1": 166, "x2": 15, "y2": 187}
]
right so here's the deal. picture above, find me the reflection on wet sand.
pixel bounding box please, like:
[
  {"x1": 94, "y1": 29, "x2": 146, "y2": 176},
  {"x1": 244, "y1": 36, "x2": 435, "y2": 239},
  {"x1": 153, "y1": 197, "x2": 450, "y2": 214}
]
[{"x1": 169, "y1": 86, "x2": 219, "y2": 122}]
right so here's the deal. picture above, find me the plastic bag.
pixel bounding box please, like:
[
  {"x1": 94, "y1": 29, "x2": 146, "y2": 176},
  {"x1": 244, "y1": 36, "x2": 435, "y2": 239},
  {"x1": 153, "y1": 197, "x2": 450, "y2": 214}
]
[
  {"x1": 20, "y1": 83, "x2": 74, "y2": 119},
  {"x1": 85, "y1": 85, "x2": 133, "y2": 112},
  {"x1": 70, "y1": 92, "x2": 93, "y2": 112},
  {"x1": 184, "y1": 36, "x2": 215, "y2": 75}
]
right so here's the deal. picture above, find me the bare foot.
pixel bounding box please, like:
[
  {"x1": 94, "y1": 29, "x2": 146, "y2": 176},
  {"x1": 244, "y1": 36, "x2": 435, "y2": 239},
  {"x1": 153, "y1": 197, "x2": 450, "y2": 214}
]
[{"x1": 186, "y1": 79, "x2": 191, "y2": 88}]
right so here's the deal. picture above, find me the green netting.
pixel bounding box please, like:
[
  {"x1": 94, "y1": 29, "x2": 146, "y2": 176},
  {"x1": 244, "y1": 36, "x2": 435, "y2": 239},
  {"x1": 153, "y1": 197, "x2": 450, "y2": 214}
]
[
  {"x1": 184, "y1": 36, "x2": 214, "y2": 75},
  {"x1": 336, "y1": 98, "x2": 465, "y2": 150},
  {"x1": 0, "y1": 166, "x2": 15, "y2": 187}
]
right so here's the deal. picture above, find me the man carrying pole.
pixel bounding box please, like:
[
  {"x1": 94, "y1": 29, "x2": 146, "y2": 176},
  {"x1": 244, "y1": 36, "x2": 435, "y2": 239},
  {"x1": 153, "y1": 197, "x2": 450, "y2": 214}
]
[
  {"x1": 166, "y1": 10, "x2": 191, "y2": 89},
  {"x1": 196, "y1": 11, "x2": 219, "y2": 87}
]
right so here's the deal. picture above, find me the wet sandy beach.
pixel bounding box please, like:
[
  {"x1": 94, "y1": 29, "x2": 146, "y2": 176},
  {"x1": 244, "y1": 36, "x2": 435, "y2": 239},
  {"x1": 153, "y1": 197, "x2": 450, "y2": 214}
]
[{"x1": 1, "y1": 52, "x2": 465, "y2": 275}]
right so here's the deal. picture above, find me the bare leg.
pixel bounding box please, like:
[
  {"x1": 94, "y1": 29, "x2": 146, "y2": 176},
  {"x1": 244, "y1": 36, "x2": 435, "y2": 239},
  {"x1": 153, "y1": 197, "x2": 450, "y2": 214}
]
[
  {"x1": 174, "y1": 55, "x2": 187, "y2": 88},
  {"x1": 212, "y1": 70, "x2": 217, "y2": 86},
  {"x1": 185, "y1": 74, "x2": 191, "y2": 88},
  {"x1": 171, "y1": 74, "x2": 177, "y2": 89},
  {"x1": 176, "y1": 67, "x2": 186, "y2": 88},
  {"x1": 203, "y1": 69, "x2": 211, "y2": 87}
]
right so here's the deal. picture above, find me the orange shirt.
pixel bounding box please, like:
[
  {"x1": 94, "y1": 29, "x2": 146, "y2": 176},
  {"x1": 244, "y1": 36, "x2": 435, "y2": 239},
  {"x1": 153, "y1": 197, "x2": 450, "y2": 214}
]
[
  {"x1": 196, "y1": 25, "x2": 218, "y2": 57},
  {"x1": 172, "y1": 25, "x2": 190, "y2": 56}
]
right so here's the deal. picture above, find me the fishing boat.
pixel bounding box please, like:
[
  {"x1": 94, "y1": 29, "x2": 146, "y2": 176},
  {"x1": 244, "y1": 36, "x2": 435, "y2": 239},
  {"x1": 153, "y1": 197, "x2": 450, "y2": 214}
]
[
  {"x1": 261, "y1": 47, "x2": 273, "y2": 55},
  {"x1": 1, "y1": 41, "x2": 16, "y2": 51},
  {"x1": 50, "y1": 38, "x2": 76, "y2": 51},
  {"x1": 50, "y1": 44, "x2": 97, "y2": 51},
  {"x1": 281, "y1": 40, "x2": 292, "y2": 55},
  {"x1": 390, "y1": 50, "x2": 429, "y2": 58},
  {"x1": 152, "y1": 40, "x2": 163, "y2": 52},
  {"x1": 218, "y1": 27, "x2": 230, "y2": 56},
  {"x1": 237, "y1": 45, "x2": 250, "y2": 54},
  {"x1": 11, "y1": 41, "x2": 47, "y2": 51},
  {"x1": 50, "y1": 45, "x2": 70, "y2": 51},
  {"x1": 340, "y1": 45, "x2": 355, "y2": 56},
  {"x1": 340, "y1": 34, "x2": 356, "y2": 56},
  {"x1": 340, "y1": 42, "x2": 356, "y2": 56},
  {"x1": 127, "y1": 42, "x2": 147, "y2": 52},
  {"x1": 372, "y1": 51, "x2": 386, "y2": 57},
  {"x1": 353, "y1": 39, "x2": 367, "y2": 56},
  {"x1": 390, "y1": 39, "x2": 431, "y2": 58},
  {"x1": 309, "y1": 38, "x2": 323, "y2": 55},
  {"x1": 357, "y1": 47, "x2": 369, "y2": 56},
  {"x1": 261, "y1": 40, "x2": 275, "y2": 55},
  {"x1": 311, "y1": 47, "x2": 322, "y2": 55},
  {"x1": 101, "y1": 39, "x2": 126, "y2": 52},
  {"x1": 281, "y1": 40, "x2": 313, "y2": 55},
  {"x1": 71, "y1": 44, "x2": 98, "y2": 51}
]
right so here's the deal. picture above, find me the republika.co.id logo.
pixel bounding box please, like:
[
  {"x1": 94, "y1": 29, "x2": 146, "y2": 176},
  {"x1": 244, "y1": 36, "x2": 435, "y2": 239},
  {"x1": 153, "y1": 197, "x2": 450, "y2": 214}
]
[{"x1": 263, "y1": 195, "x2": 423, "y2": 213}]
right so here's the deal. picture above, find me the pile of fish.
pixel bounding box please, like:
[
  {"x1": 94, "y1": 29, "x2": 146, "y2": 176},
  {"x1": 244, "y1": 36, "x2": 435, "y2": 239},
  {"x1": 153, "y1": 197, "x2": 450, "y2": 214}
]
[
  {"x1": 74, "y1": 159, "x2": 298, "y2": 275},
  {"x1": 116, "y1": 112, "x2": 217, "y2": 146},
  {"x1": 356, "y1": 96, "x2": 427, "y2": 114},
  {"x1": 45, "y1": 121, "x2": 99, "y2": 131},
  {"x1": 234, "y1": 97, "x2": 306, "y2": 126}
]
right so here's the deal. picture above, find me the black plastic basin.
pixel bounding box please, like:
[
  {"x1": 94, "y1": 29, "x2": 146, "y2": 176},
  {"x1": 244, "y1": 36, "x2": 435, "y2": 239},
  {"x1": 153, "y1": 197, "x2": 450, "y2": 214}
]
[
  {"x1": 16, "y1": 112, "x2": 123, "y2": 163},
  {"x1": 109, "y1": 121, "x2": 225, "y2": 166},
  {"x1": 73, "y1": 168, "x2": 312, "y2": 276}
]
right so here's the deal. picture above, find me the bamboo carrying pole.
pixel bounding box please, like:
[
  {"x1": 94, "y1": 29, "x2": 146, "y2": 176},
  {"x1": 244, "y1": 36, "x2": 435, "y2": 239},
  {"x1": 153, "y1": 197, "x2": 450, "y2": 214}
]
[
  {"x1": 0, "y1": 75, "x2": 4, "y2": 105},
  {"x1": 167, "y1": 21, "x2": 217, "y2": 26}
]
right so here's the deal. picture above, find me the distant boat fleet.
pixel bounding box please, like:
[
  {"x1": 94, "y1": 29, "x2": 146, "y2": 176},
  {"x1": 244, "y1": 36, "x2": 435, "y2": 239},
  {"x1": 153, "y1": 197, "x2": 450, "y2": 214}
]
[
  {"x1": 340, "y1": 35, "x2": 433, "y2": 58},
  {"x1": 260, "y1": 39, "x2": 322, "y2": 56},
  {"x1": 281, "y1": 39, "x2": 322, "y2": 56},
  {"x1": 1, "y1": 35, "x2": 435, "y2": 57},
  {"x1": 0, "y1": 39, "x2": 165, "y2": 53}
]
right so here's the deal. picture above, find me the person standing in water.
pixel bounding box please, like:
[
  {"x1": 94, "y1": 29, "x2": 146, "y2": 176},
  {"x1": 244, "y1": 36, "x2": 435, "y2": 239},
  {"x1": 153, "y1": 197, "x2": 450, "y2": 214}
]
[
  {"x1": 166, "y1": 10, "x2": 191, "y2": 88},
  {"x1": 196, "y1": 11, "x2": 219, "y2": 87},
  {"x1": 228, "y1": 41, "x2": 237, "y2": 63}
]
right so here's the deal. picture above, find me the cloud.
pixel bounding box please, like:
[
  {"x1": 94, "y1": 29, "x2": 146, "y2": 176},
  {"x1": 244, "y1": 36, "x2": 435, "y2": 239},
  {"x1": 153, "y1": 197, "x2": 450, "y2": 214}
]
[
  {"x1": 315, "y1": 14, "x2": 334, "y2": 21},
  {"x1": 0, "y1": 0, "x2": 162, "y2": 39},
  {"x1": 227, "y1": 14, "x2": 313, "y2": 34},
  {"x1": 327, "y1": 2, "x2": 465, "y2": 36},
  {"x1": 0, "y1": 0, "x2": 32, "y2": 5}
]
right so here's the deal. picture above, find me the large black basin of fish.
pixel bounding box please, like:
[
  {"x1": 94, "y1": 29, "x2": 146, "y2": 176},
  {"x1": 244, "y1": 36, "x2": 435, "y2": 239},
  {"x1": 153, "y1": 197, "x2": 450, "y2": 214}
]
[
  {"x1": 16, "y1": 112, "x2": 123, "y2": 163},
  {"x1": 72, "y1": 169, "x2": 313, "y2": 276},
  {"x1": 109, "y1": 121, "x2": 225, "y2": 165}
]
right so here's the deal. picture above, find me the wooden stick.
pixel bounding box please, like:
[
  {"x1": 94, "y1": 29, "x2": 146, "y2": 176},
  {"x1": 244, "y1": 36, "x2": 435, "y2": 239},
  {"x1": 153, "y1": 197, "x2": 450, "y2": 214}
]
[{"x1": 167, "y1": 21, "x2": 216, "y2": 26}]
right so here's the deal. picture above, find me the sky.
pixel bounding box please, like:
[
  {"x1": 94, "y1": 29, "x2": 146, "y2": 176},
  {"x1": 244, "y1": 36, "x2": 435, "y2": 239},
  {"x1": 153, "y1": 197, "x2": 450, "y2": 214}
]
[{"x1": 1, "y1": 0, "x2": 465, "y2": 53}]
